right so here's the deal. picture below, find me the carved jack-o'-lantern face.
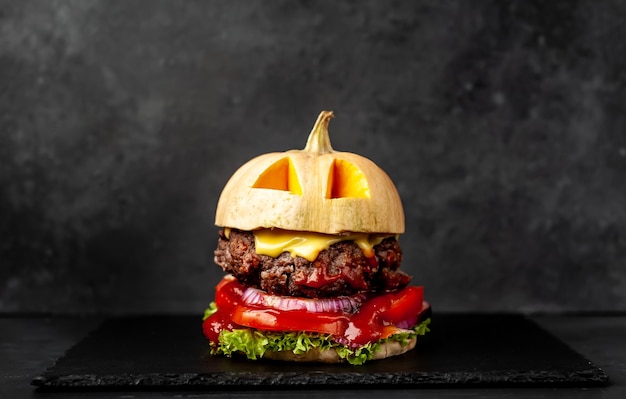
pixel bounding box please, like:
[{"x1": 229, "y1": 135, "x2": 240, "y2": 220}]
[{"x1": 215, "y1": 111, "x2": 404, "y2": 234}]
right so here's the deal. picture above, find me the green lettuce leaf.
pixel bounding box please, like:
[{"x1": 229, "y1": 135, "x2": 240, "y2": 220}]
[
  {"x1": 203, "y1": 301, "x2": 218, "y2": 320},
  {"x1": 210, "y1": 317, "x2": 431, "y2": 366}
]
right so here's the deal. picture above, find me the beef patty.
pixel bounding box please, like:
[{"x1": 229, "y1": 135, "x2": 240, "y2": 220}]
[{"x1": 214, "y1": 229, "x2": 411, "y2": 298}]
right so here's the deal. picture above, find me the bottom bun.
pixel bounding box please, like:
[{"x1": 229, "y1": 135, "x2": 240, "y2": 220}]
[{"x1": 262, "y1": 337, "x2": 417, "y2": 363}]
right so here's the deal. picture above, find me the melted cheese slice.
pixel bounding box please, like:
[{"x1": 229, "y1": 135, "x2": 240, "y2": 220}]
[{"x1": 251, "y1": 228, "x2": 390, "y2": 261}]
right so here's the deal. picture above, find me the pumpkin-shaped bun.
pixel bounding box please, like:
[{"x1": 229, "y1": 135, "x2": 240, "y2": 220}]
[{"x1": 215, "y1": 111, "x2": 404, "y2": 235}]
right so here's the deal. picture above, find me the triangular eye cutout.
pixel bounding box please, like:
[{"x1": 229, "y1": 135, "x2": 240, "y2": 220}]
[
  {"x1": 326, "y1": 159, "x2": 370, "y2": 199},
  {"x1": 252, "y1": 157, "x2": 302, "y2": 195}
]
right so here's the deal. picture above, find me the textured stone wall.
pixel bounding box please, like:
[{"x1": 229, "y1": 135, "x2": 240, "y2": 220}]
[{"x1": 1, "y1": 0, "x2": 625, "y2": 313}]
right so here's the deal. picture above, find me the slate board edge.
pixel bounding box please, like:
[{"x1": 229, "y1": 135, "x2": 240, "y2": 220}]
[{"x1": 32, "y1": 367, "x2": 609, "y2": 390}]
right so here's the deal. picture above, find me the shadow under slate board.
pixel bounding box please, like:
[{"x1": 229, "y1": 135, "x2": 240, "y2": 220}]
[{"x1": 32, "y1": 314, "x2": 608, "y2": 390}]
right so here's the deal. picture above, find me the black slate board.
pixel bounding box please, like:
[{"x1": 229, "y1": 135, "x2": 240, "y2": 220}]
[{"x1": 32, "y1": 314, "x2": 608, "y2": 390}]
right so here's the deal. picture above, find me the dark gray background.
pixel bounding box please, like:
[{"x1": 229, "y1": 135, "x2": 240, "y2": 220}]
[{"x1": 1, "y1": 0, "x2": 625, "y2": 314}]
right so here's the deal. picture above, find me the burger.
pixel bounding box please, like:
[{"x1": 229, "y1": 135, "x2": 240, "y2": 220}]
[{"x1": 202, "y1": 111, "x2": 430, "y2": 365}]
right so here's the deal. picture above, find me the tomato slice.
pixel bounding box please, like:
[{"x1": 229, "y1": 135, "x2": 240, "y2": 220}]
[
  {"x1": 343, "y1": 286, "x2": 425, "y2": 345},
  {"x1": 231, "y1": 305, "x2": 348, "y2": 336},
  {"x1": 204, "y1": 275, "x2": 428, "y2": 347},
  {"x1": 203, "y1": 310, "x2": 237, "y2": 343},
  {"x1": 379, "y1": 286, "x2": 424, "y2": 325},
  {"x1": 352, "y1": 286, "x2": 423, "y2": 326},
  {"x1": 214, "y1": 275, "x2": 245, "y2": 310}
]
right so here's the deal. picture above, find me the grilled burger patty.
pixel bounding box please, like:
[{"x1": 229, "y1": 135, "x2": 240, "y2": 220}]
[{"x1": 214, "y1": 229, "x2": 411, "y2": 298}]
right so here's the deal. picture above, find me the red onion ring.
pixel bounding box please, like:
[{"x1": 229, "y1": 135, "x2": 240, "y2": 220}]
[{"x1": 241, "y1": 287, "x2": 364, "y2": 314}]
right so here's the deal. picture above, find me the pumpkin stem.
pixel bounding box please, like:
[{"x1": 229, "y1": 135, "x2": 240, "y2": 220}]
[{"x1": 303, "y1": 111, "x2": 335, "y2": 154}]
